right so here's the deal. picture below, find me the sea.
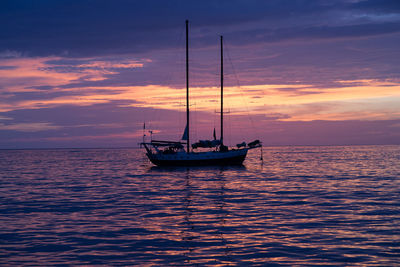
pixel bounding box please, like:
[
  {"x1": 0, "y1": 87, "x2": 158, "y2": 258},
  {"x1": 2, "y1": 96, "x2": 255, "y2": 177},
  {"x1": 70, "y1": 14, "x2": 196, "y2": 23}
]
[{"x1": 0, "y1": 145, "x2": 399, "y2": 266}]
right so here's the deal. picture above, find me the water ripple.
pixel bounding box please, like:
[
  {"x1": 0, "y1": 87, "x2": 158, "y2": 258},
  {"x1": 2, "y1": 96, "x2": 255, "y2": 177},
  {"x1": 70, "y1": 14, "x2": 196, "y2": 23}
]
[{"x1": 0, "y1": 146, "x2": 399, "y2": 265}]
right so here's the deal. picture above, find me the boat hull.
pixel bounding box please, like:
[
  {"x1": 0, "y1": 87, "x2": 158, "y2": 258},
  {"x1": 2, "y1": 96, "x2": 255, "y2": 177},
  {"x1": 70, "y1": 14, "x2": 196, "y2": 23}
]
[{"x1": 146, "y1": 149, "x2": 248, "y2": 166}]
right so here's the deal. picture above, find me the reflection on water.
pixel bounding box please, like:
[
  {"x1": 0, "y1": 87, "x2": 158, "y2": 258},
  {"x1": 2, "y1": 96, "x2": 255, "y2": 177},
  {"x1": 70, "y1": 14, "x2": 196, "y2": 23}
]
[{"x1": 0, "y1": 146, "x2": 399, "y2": 265}]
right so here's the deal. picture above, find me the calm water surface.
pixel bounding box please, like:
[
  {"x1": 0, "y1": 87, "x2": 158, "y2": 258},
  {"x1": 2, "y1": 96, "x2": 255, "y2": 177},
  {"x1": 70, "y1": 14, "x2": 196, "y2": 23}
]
[{"x1": 0, "y1": 146, "x2": 399, "y2": 266}]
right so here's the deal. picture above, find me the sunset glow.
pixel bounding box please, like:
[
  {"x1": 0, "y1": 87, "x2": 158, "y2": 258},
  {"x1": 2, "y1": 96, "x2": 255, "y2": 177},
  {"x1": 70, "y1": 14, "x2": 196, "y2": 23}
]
[
  {"x1": 2, "y1": 2, "x2": 400, "y2": 266},
  {"x1": 1, "y1": 1, "x2": 400, "y2": 148}
]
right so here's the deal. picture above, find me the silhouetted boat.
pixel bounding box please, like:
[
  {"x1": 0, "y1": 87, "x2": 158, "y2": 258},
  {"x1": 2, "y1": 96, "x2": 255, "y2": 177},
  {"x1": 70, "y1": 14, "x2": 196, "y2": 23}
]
[{"x1": 141, "y1": 20, "x2": 261, "y2": 166}]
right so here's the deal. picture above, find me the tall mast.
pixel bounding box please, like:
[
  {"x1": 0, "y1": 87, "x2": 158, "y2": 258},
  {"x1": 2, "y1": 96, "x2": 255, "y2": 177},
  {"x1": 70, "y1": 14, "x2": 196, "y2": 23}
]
[
  {"x1": 186, "y1": 20, "x2": 190, "y2": 153},
  {"x1": 220, "y1": 35, "x2": 224, "y2": 145}
]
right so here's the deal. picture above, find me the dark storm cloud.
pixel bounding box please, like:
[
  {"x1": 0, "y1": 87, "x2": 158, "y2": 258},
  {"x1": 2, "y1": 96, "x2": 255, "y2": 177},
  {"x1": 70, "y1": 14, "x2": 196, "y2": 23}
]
[{"x1": 1, "y1": 0, "x2": 399, "y2": 57}]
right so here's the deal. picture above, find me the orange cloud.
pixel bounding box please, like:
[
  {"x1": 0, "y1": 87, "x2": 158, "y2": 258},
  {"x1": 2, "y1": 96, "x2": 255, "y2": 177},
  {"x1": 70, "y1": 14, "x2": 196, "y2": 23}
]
[
  {"x1": 0, "y1": 57, "x2": 82, "y2": 92},
  {"x1": 1, "y1": 55, "x2": 399, "y2": 122},
  {"x1": 0, "y1": 56, "x2": 147, "y2": 93},
  {"x1": 77, "y1": 60, "x2": 147, "y2": 69},
  {"x1": 2, "y1": 80, "x2": 400, "y2": 121}
]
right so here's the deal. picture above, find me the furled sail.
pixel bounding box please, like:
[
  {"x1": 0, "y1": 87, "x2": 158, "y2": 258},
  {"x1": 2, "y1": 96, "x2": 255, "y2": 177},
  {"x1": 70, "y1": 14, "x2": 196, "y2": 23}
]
[
  {"x1": 181, "y1": 124, "x2": 188, "y2": 140},
  {"x1": 192, "y1": 139, "x2": 222, "y2": 149}
]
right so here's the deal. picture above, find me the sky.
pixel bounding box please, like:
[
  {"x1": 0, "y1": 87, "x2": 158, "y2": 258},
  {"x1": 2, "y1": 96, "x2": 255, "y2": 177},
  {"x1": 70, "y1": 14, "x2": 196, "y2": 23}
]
[{"x1": 1, "y1": 0, "x2": 400, "y2": 148}]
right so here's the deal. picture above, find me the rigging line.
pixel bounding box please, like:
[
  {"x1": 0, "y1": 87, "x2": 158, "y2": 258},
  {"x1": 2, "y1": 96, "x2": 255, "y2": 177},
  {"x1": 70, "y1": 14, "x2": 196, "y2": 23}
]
[
  {"x1": 170, "y1": 23, "x2": 186, "y2": 138},
  {"x1": 176, "y1": 24, "x2": 186, "y2": 138},
  {"x1": 213, "y1": 35, "x2": 218, "y2": 135},
  {"x1": 174, "y1": 24, "x2": 186, "y2": 138},
  {"x1": 193, "y1": 98, "x2": 198, "y2": 143},
  {"x1": 224, "y1": 39, "x2": 261, "y2": 141},
  {"x1": 214, "y1": 35, "x2": 220, "y2": 139},
  {"x1": 164, "y1": 24, "x2": 185, "y2": 87},
  {"x1": 150, "y1": 24, "x2": 186, "y2": 140}
]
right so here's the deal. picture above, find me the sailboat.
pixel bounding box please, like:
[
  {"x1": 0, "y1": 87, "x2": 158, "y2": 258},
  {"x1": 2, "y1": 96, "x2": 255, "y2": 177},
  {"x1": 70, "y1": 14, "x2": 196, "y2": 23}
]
[{"x1": 141, "y1": 20, "x2": 261, "y2": 166}]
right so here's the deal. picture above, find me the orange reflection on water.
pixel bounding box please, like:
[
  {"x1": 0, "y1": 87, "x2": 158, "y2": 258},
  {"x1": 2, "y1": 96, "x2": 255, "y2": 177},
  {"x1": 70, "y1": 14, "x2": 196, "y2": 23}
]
[{"x1": 1, "y1": 146, "x2": 399, "y2": 265}]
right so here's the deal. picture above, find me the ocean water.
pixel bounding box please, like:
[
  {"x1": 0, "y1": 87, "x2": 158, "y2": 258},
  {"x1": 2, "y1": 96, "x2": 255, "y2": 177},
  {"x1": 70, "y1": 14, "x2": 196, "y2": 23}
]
[{"x1": 0, "y1": 145, "x2": 399, "y2": 266}]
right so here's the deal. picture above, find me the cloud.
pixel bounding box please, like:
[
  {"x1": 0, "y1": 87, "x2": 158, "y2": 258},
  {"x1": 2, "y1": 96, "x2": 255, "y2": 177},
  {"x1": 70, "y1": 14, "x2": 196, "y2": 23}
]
[
  {"x1": 0, "y1": 101, "x2": 190, "y2": 148},
  {"x1": 230, "y1": 22, "x2": 400, "y2": 45},
  {"x1": 0, "y1": 50, "x2": 22, "y2": 58},
  {"x1": 0, "y1": 99, "x2": 399, "y2": 148},
  {"x1": 351, "y1": 0, "x2": 400, "y2": 13},
  {"x1": 0, "y1": 55, "x2": 148, "y2": 111},
  {"x1": 0, "y1": 122, "x2": 62, "y2": 132},
  {"x1": 1, "y1": 0, "x2": 399, "y2": 57},
  {"x1": 0, "y1": 116, "x2": 12, "y2": 120},
  {"x1": 0, "y1": 0, "x2": 399, "y2": 148}
]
